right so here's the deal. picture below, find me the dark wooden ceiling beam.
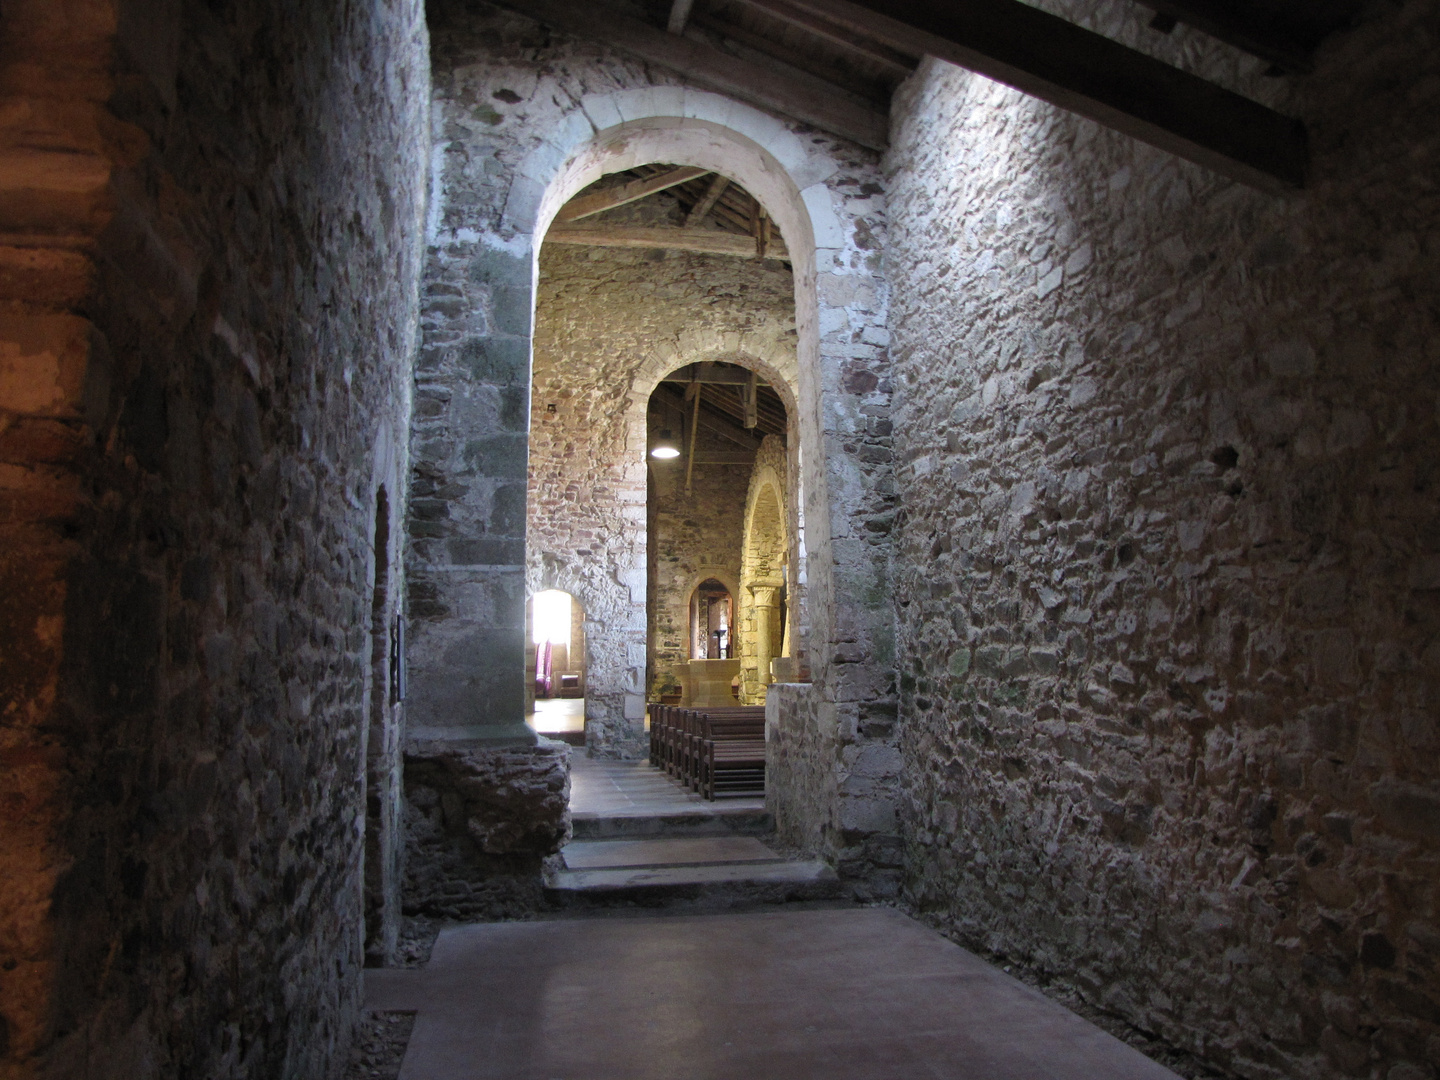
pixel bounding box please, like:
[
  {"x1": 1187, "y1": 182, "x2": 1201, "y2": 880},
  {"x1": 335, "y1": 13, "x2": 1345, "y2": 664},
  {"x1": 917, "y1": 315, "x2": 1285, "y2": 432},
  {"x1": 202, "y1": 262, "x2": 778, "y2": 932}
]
[
  {"x1": 725, "y1": 0, "x2": 917, "y2": 78},
  {"x1": 1126, "y1": 0, "x2": 1314, "y2": 73},
  {"x1": 685, "y1": 174, "x2": 732, "y2": 226},
  {"x1": 693, "y1": 451, "x2": 760, "y2": 465},
  {"x1": 662, "y1": 363, "x2": 771, "y2": 386},
  {"x1": 496, "y1": 0, "x2": 889, "y2": 150},
  {"x1": 655, "y1": 384, "x2": 771, "y2": 447},
  {"x1": 782, "y1": 0, "x2": 1307, "y2": 190},
  {"x1": 699, "y1": 380, "x2": 787, "y2": 434},
  {"x1": 691, "y1": 11, "x2": 894, "y2": 105},
  {"x1": 668, "y1": 0, "x2": 697, "y2": 34}
]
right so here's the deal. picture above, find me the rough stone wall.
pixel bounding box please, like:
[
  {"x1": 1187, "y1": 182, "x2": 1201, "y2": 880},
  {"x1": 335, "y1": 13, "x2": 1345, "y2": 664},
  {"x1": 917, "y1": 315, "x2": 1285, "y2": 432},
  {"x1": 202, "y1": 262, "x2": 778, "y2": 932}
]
[
  {"x1": 402, "y1": 738, "x2": 569, "y2": 920},
  {"x1": 0, "y1": 1, "x2": 428, "y2": 1077},
  {"x1": 530, "y1": 213, "x2": 793, "y2": 726},
  {"x1": 0, "y1": 5, "x2": 117, "y2": 1073},
  {"x1": 886, "y1": 3, "x2": 1440, "y2": 1077}
]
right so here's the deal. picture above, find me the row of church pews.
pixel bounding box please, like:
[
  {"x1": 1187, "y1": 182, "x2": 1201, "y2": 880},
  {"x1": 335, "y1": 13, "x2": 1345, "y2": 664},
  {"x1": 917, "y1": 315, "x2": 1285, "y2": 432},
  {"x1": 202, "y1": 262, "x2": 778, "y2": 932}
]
[{"x1": 648, "y1": 703, "x2": 766, "y2": 800}]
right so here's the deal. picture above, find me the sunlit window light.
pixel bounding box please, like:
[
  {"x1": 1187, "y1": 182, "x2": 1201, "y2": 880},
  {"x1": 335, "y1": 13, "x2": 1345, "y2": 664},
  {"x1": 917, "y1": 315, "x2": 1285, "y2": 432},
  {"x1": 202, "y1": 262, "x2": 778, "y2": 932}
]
[{"x1": 532, "y1": 589, "x2": 572, "y2": 646}]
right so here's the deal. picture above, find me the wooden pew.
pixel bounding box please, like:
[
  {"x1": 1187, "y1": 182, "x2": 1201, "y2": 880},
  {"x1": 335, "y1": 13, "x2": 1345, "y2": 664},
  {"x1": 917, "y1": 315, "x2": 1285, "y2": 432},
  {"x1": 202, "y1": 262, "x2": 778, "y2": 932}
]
[
  {"x1": 696, "y1": 707, "x2": 766, "y2": 800},
  {"x1": 681, "y1": 707, "x2": 759, "y2": 792},
  {"x1": 648, "y1": 704, "x2": 767, "y2": 798}
]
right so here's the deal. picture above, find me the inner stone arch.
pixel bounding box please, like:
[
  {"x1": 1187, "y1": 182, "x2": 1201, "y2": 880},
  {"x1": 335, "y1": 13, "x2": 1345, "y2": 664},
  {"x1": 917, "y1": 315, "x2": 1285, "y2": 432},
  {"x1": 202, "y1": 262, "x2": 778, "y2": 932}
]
[
  {"x1": 643, "y1": 357, "x2": 791, "y2": 712},
  {"x1": 739, "y1": 441, "x2": 793, "y2": 703},
  {"x1": 528, "y1": 153, "x2": 805, "y2": 757}
]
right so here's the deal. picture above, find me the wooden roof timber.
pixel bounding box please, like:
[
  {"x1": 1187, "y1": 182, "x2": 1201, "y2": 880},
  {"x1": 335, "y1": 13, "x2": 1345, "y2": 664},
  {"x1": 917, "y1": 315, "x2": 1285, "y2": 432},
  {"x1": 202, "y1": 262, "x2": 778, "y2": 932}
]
[
  {"x1": 698, "y1": 379, "x2": 788, "y2": 434},
  {"x1": 660, "y1": 363, "x2": 790, "y2": 437},
  {"x1": 1125, "y1": 0, "x2": 1317, "y2": 73},
  {"x1": 546, "y1": 224, "x2": 791, "y2": 261},
  {"x1": 661, "y1": 363, "x2": 771, "y2": 386},
  {"x1": 654, "y1": 382, "x2": 786, "y2": 444},
  {"x1": 510, "y1": 0, "x2": 1314, "y2": 191},
  {"x1": 773, "y1": 0, "x2": 1307, "y2": 190},
  {"x1": 668, "y1": 0, "x2": 697, "y2": 35},
  {"x1": 499, "y1": 0, "x2": 889, "y2": 149},
  {"x1": 691, "y1": 10, "x2": 896, "y2": 106},
  {"x1": 685, "y1": 174, "x2": 731, "y2": 226},
  {"x1": 557, "y1": 166, "x2": 709, "y2": 221},
  {"x1": 549, "y1": 161, "x2": 794, "y2": 260},
  {"x1": 631, "y1": 165, "x2": 769, "y2": 237},
  {"x1": 721, "y1": 0, "x2": 915, "y2": 79}
]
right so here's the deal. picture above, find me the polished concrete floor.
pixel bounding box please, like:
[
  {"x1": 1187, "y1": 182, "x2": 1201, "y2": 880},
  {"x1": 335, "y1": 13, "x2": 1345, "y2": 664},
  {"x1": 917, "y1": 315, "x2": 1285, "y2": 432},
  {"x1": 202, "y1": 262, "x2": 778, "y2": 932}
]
[{"x1": 366, "y1": 907, "x2": 1182, "y2": 1080}]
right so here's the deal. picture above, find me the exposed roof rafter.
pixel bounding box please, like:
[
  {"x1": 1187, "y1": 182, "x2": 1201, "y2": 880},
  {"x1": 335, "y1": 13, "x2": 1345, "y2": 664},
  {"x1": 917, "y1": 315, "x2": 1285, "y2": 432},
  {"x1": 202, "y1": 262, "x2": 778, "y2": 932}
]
[
  {"x1": 781, "y1": 0, "x2": 1308, "y2": 190},
  {"x1": 547, "y1": 224, "x2": 791, "y2": 261},
  {"x1": 1127, "y1": 0, "x2": 1315, "y2": 73},
  {"x1": 507, "y1": 0, "x2": 1340, "y2": 192},
  {"x1": 557, "y1": 166, "x2": 709, "y2": 222},
  {"x1": 494, "y1": 0, "x2": 890, "y2": 149},
  {"x1": 668, "y1": 0, "x2": 697, "y2": 34}
]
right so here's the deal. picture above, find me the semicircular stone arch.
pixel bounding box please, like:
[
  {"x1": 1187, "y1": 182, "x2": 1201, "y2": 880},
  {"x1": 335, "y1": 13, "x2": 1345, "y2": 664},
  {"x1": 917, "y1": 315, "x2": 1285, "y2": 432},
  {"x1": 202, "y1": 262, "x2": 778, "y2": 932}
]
[
  {"x1": 413, "y1": 52, "x2": 893, "y2": 864},
  {"x1": 739, "y1": 438, "x2": 790, "y2": 703},
  {"x1": 517, "y1": 102, "x2": 845, "y2": 760},
  {"x1": 682, "y1": 568, "x2": 741, "y2": 660}
]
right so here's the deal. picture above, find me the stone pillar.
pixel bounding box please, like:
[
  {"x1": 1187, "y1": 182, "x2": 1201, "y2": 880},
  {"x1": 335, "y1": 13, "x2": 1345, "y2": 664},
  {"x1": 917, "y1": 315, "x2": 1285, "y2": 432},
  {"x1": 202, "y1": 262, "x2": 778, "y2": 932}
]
[
  {"x1": 405, "y1": 245, "x2": 536, "y2": 748},
  {"x1": 749, "y1": 579, "x2": 783, "y2": 700}
]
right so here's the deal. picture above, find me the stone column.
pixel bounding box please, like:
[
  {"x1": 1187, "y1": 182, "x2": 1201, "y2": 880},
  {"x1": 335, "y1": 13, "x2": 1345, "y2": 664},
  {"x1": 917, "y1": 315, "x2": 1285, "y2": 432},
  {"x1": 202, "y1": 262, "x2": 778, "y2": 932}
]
[
  {"x1": 749, "y1": 578, "x2": 783, "y2": 700},
  {"x1": 405, "y1": 244, "x2": 536, "y2": 747}
]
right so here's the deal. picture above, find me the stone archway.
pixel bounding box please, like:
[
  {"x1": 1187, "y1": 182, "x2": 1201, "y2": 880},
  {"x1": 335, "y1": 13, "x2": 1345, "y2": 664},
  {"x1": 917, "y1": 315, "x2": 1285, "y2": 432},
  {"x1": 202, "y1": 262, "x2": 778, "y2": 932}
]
[
  {"x1": 409, "y1": 73, "x2": 894, "y2": 859},
  {"x1": 506, "y1": 96, "x2": 853, "y2": 763},
  {"x1": 739, "y1": 438, "x2": 790, "y2": 703},
  {"x1": 516, "y1": 112, "x2": 837, "y2": 760},
  {"x1": 638, "y1": 351, "x2": 801, "y2": 712}
]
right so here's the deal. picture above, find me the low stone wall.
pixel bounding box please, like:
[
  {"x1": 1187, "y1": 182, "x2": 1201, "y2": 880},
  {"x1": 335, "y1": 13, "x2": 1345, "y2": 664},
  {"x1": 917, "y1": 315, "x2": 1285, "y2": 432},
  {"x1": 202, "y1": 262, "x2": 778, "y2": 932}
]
[
  {"x1": 767, "y1": 684, "x2": 835, "y2": 854},
  {"x1": 767, "y1": 683, "x2": 902, "y2": 900},
  {"x1": 402, "y1": 740, "x2": 571, "y2": 920}
]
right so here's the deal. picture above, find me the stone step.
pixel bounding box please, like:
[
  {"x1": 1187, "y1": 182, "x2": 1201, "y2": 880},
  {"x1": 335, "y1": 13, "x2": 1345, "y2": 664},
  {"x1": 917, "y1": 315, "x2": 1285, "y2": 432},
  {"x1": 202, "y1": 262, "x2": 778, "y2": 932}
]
[
  {"x1": 561, "y1": 835, "x2": 781, "y2": 869},
  {"x1": 544, "y1": 835, "x2": 843, "y2": 910},
  {"x1": 571, "y1": 806, "x2": 773, "y2": 839}
]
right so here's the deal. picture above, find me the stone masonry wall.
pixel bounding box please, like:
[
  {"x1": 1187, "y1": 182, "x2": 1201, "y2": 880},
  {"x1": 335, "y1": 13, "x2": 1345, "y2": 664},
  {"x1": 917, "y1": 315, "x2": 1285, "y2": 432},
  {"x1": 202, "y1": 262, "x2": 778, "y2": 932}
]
[
  {"x1": 0, "y1": 1, "x2": 428, "y2": 1077},
  {"x1": 402, "y1": 738, "x2": 569, "y2": 920},
  {"x1": 886, "y1": 3, "x2": 1440, "y2": 1078}
]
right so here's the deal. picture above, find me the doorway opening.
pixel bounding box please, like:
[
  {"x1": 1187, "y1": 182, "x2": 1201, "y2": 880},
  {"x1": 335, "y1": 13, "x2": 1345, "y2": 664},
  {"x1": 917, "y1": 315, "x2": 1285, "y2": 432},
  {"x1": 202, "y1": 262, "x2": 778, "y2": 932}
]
[
  {"x1": 647, "y1": 359, "x2": 789, "y2": 707},
  {"x1": 528, "y1": 157, "x2": 803, "y2": 755},
  {"x1": 528, "y1": 589, "x2": 586, "y2": 741},
  {"x1": 691, "y1": 579, "x2": 733, "y2": 660}
]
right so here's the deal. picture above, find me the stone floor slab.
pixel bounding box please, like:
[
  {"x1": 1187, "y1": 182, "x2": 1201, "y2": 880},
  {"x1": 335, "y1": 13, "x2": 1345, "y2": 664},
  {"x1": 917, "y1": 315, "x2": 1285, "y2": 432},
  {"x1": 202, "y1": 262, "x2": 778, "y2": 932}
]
[
  {"x1": 561, "y1": 836, "x2": 782, "y2": 870},
  {"x1": 547, "y1": 859, "x2": 836, "y2": 891},
  {"x1": 365, "y1": 908, "x2": 1182, "y2": 1080}
]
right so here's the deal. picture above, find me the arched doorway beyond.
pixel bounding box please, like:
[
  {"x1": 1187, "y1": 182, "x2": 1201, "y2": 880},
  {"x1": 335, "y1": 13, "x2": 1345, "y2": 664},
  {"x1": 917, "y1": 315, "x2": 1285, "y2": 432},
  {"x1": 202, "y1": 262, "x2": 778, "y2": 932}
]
[{"x1": 527, "y1": 589, "x2": 586, "y2": 744}]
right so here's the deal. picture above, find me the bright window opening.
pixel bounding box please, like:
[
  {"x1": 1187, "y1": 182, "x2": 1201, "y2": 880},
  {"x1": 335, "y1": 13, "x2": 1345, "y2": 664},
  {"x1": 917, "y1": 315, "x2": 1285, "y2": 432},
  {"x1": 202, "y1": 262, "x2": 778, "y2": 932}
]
[{"x1": 532, "y1": 589, "x2": 572, "y2": 647}]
